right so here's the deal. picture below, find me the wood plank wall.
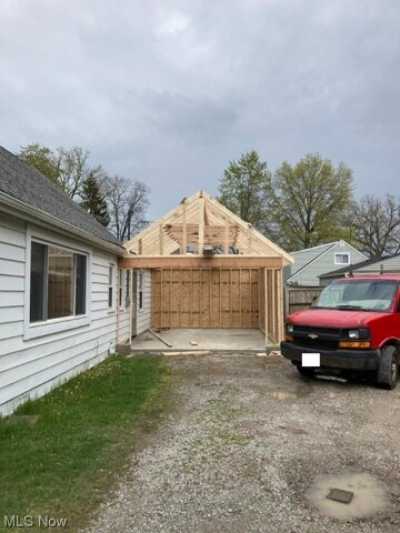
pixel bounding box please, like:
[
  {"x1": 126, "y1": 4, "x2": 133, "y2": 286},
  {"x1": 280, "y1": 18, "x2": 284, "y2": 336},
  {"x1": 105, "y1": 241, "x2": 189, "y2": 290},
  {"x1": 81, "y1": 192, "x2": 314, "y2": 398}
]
[{"x1": 152, "y1": 268, "x2": 259, "y2": 329}]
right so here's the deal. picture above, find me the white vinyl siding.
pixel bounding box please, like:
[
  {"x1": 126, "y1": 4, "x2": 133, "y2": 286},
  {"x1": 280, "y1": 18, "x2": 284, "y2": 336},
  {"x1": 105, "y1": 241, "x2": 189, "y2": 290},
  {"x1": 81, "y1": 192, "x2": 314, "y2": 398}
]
[
  {"x1": 356, "y1": 255, "x2": 400, "y2": 273},
  {"x1": 0, "y1": 213, "x2": 121, "y2": 416},
  {"x1": 287, "y1": 242, "x2": 367, "y2": 287},
  {"x1": 116, "y1": 269, "x2": 130, "y2": 345},
  {"x1": 136, "y1": 270, "x2": 151, "y2": 335}
]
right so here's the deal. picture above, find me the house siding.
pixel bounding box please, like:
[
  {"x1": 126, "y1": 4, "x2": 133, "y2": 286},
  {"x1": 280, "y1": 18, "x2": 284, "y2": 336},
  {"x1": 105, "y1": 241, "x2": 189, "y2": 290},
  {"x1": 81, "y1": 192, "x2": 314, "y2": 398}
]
[
  {"x1": 135, "y1": 270, "x2": 151, "y2": 335},
  {"x1": 289, "y1": 244, "x2": 333, "y2": 276},
  {"x1": 356, "y1": 256, "x2": 400, "y2": 273},
  {"x1": 288, "y1": 242, "x2": 367, "y2": 286},
  {"x1": 321, "y1": 255, "x2": 400, "y2": 286},
  {"x1": 116, "y1": 269, "x2": 131, "y2": 345},
  {"x1": 0, "y1": 212, "x2": 122, "y2": 416}
]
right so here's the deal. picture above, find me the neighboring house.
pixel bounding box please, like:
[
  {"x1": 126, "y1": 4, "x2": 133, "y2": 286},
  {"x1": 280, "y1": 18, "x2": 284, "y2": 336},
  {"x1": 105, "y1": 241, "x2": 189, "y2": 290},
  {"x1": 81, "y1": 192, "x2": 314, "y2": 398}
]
[
  {"x1": 0, "y1": 146, "x2": 147, "y2": 416},
  {"x1": 122, "y1": 191, "x2": 293, "y2": 347},
  {"x1": 319, "y1": 254, "x2": 400, "y2": 286},
  {"x1": 285, "y1": 240, "x2": 367, "y2": 287}
]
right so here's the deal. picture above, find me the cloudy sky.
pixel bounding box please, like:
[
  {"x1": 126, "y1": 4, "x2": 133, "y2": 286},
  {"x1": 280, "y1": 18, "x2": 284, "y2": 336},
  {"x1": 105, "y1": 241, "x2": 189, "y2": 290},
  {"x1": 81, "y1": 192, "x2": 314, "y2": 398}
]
[{"x1": 1, "y1": 1, "x2": 399, "y2": 218}]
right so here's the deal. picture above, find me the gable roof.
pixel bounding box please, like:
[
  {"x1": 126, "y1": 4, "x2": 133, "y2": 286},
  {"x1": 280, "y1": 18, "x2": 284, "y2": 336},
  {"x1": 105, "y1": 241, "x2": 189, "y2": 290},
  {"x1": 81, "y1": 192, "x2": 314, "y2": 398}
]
[
  {"x1": 289, "y1": 242, "x2": 337, "y2": 276},
  {"x1": 319, "y1": 254, "x2": 400, "y2": 279},
  {"x1": 287, "y1": 240, "x2": 367, "y2": 284},
  {"x1": 124, "y1": 190, "x2": 293, "y2": 264},
  {"x1": 0, "y1": 146, "x2": 122, "y2": 251}
]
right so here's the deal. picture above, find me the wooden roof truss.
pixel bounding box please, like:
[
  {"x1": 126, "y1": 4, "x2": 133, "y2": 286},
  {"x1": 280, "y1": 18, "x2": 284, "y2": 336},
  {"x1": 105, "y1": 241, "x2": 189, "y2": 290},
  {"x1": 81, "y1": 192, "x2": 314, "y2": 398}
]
[{"x1": 124, "y1": 191, "x2": 293, "y2": 264}]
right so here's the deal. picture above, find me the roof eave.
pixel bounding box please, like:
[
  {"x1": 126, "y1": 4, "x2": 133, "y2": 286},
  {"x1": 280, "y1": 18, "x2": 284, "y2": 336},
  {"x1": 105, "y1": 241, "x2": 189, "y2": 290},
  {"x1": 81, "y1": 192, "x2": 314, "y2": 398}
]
[{"x1": 0, "y1": 191, "x2": 124, "y2": 256}]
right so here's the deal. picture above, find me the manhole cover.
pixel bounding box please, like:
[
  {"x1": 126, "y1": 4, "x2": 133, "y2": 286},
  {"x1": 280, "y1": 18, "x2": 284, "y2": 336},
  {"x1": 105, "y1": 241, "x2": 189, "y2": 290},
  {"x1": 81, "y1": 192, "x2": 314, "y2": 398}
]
[
  {"x1": 327, "y1": 488, "x2": 354, "y2": 504},
  {"x1": 306, "y1": 472, "x2": 389, "y2": 520}
]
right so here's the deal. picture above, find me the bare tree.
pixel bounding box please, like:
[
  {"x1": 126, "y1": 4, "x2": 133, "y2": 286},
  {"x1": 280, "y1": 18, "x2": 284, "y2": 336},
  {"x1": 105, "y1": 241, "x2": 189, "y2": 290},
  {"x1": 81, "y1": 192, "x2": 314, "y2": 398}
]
[
  {"x1": 104, "y1": 175, "x2": 149, "y2": 241},
  {"x1": 54, "y1": 146, "x2": 104, "y2": 200},
  {"x1": 352, "y1": 195, "x2": 400, "y2": 258}
]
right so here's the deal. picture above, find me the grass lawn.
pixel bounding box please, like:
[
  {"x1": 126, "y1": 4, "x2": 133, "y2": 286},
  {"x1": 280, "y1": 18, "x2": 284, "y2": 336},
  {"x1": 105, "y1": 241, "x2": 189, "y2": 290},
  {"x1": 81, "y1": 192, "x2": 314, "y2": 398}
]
[{"x1": 0, "y1": 355, "x2": 169, "y2": 531}]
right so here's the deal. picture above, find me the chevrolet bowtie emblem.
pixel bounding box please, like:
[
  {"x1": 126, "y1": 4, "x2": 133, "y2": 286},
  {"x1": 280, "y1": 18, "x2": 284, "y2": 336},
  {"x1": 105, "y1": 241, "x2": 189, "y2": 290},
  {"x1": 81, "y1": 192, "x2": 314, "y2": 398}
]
[{"x1": 308, "y1": 333, "x2": 318, "y2": 339}]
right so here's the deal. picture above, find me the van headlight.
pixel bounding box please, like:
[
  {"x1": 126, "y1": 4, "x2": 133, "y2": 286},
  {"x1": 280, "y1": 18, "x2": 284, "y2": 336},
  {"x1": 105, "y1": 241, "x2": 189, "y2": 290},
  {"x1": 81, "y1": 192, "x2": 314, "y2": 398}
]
[
  {"x1": 348, "y1": 328, "x2": 369, "y2": 340},
  {"x1": 287, "y1": 324, "x2": 294, "y2": 334}
]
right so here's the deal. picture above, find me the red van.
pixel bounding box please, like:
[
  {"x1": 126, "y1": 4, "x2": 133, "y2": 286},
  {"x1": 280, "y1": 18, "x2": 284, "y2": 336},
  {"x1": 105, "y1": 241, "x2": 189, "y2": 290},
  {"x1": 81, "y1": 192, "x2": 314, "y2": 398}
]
[{"x1": 281, "y1": 275, "x2": 400, "y2": 389}]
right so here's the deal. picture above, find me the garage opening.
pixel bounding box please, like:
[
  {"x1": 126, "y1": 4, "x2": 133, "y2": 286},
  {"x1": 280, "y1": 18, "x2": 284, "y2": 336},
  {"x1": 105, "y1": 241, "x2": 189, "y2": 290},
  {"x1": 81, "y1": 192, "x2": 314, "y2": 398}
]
[{"x1": 152, "y1": 268, "x2": 259, "y2": 329}]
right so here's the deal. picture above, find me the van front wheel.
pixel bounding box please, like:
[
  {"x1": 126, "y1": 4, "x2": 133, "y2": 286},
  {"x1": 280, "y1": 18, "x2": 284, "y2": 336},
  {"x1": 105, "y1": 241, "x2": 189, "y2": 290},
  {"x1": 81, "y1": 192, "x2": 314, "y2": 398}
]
[{"x1": 377, "y1": 346, "x2": 398, "y2": 390}]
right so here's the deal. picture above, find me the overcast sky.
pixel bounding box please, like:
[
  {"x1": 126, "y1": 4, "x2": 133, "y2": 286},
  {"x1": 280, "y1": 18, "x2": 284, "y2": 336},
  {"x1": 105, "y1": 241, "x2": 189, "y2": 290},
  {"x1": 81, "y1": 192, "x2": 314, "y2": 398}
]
[{"x1": 1, "y1": 1, "x2": 399, "y2": 218}]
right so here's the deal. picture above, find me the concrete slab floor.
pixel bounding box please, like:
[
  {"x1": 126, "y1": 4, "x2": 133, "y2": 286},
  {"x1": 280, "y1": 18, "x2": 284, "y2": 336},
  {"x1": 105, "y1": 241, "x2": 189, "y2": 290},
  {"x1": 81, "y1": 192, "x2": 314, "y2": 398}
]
[{"x1": 130, "y1": 328, "x2": 267, "y2": 352}]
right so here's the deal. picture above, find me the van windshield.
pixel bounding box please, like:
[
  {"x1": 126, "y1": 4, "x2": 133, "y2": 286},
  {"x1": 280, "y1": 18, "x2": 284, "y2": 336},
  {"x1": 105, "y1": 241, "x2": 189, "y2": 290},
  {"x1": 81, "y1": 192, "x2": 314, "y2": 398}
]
[{"x1": 313, "y1": 279, "x2": 398, "y2": 312}]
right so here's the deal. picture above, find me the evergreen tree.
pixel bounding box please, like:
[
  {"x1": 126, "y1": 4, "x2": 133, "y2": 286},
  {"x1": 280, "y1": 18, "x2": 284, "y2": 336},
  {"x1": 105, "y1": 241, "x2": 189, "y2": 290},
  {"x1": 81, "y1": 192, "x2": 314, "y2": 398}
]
[{"x1": 80, "y1": 172, "x2": 110, "y2": 227}]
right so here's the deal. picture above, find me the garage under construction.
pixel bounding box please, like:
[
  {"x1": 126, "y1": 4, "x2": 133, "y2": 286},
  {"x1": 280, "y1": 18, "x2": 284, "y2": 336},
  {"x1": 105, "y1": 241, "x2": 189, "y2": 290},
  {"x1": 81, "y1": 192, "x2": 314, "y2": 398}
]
[{"x1": 121, "y1": 191, "x2": 293, "y2": 348}]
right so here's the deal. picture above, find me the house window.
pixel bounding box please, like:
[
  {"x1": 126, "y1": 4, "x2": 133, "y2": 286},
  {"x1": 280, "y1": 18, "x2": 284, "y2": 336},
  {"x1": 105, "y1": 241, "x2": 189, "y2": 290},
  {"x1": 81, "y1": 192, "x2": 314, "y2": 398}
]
[
  {"x1": 138, "y1": 271, "x2": 143, "y2": 310},
  {"x1": 335, "y1": 253, "x2": 350, "y2": 265},
  {"x1": 108, "y1": 265, "x2": 114, "y2": 308},
  {"x1": 30, "y1": 241, "x2": 87, "y2": 323},
  {"x1": 119, "y1": 269, "x2": 123, "y2": 308},
  {"x1": 126, "y1": 270, "x2": 131, "y2": 308}
]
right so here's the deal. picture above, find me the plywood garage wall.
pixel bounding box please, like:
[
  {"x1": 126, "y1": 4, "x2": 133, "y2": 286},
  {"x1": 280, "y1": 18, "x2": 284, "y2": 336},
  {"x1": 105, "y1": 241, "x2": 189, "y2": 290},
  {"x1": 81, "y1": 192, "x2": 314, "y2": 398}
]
[{"x1": 152, "y1": 268, "x2": 260, "y2": 329}]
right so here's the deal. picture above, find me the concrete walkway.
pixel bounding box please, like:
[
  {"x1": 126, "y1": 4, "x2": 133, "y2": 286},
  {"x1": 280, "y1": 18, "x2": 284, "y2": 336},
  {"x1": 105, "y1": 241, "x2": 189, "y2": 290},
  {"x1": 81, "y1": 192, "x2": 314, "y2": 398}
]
[{"x1": 130, "y1": 328, "x2": 266, "y2": 352}]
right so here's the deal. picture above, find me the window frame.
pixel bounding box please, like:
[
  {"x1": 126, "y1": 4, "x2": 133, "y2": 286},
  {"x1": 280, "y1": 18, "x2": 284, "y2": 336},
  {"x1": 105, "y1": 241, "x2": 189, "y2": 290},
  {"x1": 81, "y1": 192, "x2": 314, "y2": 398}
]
[
  {"x1": 118, "y1": 268, "x2": 124, "y2": 310},
  {"x1": 24, "y1": 227, "x2": 91, "y2": 340},
  {"x1": 108, "y1": 264, "x2": 115, "y2": 312},
  {"x1": 125, "y1": 270, "x2": 131, "y2": 308},
  {"x1": 138, "y1": 270, "x2": 144, "y2": 312},
  {"x1": 335, "y1": 252, "x2": 351, "y2": 265}
]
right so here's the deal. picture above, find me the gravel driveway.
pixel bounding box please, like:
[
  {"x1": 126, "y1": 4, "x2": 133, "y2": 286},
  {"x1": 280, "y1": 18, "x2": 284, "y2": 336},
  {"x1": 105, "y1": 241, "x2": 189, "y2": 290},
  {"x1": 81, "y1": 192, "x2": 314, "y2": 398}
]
[{"x1": 83, "y1": 353, "x2": 400, "y2": 533}]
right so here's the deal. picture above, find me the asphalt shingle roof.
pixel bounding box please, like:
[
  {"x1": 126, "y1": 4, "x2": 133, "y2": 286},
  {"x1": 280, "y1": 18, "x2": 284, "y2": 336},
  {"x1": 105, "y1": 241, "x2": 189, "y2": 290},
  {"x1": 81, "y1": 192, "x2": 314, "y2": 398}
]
[
  {"x1": 319, "y1": 255, "x2": 399, "y2": 279},
  {"x1": 0, "y1": 146, "x2": 121, "y2": 248}
]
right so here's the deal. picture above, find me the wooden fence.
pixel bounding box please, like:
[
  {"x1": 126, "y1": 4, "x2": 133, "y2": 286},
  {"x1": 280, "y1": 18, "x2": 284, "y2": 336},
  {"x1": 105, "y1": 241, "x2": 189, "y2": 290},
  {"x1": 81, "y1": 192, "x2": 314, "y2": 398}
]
[{"x1": 285, "y1": 286, "x2": 323, "y2": 316}]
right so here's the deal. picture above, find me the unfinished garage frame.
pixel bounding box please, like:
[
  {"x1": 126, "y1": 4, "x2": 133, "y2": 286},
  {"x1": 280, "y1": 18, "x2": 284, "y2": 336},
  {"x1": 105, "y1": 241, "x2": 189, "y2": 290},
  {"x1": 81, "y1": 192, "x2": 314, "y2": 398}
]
[{"x1": 121, "y1": 191, "x2": 293, "y2": 347}]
